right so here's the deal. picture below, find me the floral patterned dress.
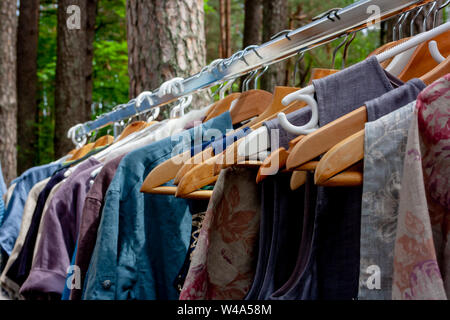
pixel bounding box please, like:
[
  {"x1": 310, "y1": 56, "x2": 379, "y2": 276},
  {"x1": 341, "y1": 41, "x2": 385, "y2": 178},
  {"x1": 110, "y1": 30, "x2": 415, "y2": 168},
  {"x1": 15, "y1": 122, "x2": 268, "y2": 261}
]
[
  {"x1": 179, "y1": 167, "x2": 261, "y2": 300},
  {"x1": 392, "y1": 74, "x2": 450, "y2": 300}
]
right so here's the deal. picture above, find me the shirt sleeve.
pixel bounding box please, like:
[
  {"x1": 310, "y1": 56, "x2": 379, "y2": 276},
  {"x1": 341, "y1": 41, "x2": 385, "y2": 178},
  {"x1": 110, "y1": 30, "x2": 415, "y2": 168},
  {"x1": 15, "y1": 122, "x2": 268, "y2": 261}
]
[{"x1": 82, "y1": 189, "x2": 120, "y2": 300}]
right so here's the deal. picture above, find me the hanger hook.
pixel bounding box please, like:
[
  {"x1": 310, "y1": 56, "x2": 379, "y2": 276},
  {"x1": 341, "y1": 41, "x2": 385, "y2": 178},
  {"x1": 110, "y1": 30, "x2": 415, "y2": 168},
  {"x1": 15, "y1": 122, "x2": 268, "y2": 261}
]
[
  {"x1": 424, "y1": 2, "x2": 437, "y2": 31},
  {"x1": 393, "y1": 13, "x2": 405, "y2": 41},
  {"x1": 220, "y1": 78, "x2": 236, "y2": 99},
  {"x1": 398, "y1": 11, "x2": 410, "y2": 39},
  {"x1": 410, "y1": 6, "x2": 424, "y2": 36},
  {"x1": 341, "y1": 31, "x2": 357, "y2": 69},
  {"x1": 254, "y1": 66, "x2": 268, "y2": 89},
  {"x1": 332, "y1": 33, "x2": 350, "y2": 69},
  {"x1": 434, "y1": 0, "x2": 450, "y2": 28},
  {"x1": 278, "y1": 88, "x2": 319, "y2": 135},
  {"x1": 146, "y1": 106, "x2": 160, "y2": 122},
  {"x1": 293, "y1": 51, "x2": 305, "y2": 87},
  {"x1": 242, "y1": 70, "x2": 257, "y2": 92}
]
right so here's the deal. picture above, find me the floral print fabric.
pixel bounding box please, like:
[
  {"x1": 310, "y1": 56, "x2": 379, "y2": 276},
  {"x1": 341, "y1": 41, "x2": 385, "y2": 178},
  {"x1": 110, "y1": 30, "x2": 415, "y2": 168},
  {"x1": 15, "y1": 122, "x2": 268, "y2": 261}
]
[
  {"x1": 359, "y1": 102, "x2": 415, "y2": 300},
  {"x1": 392, "y1": 74, "x2": 450, "y2": 300},
  {"x1": 179, "y1": 167, "x2": 261, "y2": 300}
]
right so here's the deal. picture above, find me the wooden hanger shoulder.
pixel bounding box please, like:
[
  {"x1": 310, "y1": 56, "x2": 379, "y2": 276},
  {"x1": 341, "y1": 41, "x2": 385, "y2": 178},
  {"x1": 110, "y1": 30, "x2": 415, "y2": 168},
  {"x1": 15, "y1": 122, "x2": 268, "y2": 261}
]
[
  {"x1": 285, "y1": 106, "x2": 367, "y2": 170},
  {"x1": 93, "y1": 135, "x2": 114, "y2": 148},
  {"x1": 420, "y1": 54, "x2": 450, "y2": 85},
  {"x1": 204, "y1": 92, "x2": 241, "y2": 122},
  {"x1": 117, "y1": 121, "x2": 147, "y2": 142},
  {"x1": 229, "y1": 89, "x2": 273, "y2": 125},
  {"x1": 399, "y1": 30, "x2": 450, "y2": 82},
  {"x1": 314, "y1": 129, "x2": 365, "y2": 184}
]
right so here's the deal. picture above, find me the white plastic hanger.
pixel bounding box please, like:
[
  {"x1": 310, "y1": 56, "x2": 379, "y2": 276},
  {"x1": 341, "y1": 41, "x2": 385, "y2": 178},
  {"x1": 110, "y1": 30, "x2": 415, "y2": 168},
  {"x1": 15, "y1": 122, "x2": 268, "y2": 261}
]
[
  {"x1": 429, "y1": 40, "x2": 446, "y2": 63},
  {"x1": 277, "y1": 21, "x2": 450, "y2": 135}
]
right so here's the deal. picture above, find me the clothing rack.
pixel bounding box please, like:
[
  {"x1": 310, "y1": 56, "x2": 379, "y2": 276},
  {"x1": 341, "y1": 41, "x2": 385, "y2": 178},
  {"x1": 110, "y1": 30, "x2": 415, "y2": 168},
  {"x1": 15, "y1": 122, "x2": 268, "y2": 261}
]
[{"x1": 70, "y1": 0, "x2": 434, "y2": 143}]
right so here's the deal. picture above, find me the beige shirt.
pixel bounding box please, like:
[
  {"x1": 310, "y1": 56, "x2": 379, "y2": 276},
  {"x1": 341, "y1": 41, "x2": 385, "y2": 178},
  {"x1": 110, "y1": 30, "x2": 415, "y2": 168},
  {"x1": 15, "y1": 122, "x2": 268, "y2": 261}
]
[
  {"x1": 0, "y1": 178, "x2": 49, "y2": 299},
  {"x1": 3, "y1": 183, "x2": 16, "y2": 208}
]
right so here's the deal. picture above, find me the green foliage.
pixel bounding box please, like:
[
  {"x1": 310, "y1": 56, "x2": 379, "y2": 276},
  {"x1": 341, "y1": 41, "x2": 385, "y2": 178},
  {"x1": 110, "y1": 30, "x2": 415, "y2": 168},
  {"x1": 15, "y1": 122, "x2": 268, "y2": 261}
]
[
  {"x1": 33, "y1": 0, "x2": 386, "y2": 163},
  {"x1": 35, "y1": 0, "x2": 129, "y2": 164}
]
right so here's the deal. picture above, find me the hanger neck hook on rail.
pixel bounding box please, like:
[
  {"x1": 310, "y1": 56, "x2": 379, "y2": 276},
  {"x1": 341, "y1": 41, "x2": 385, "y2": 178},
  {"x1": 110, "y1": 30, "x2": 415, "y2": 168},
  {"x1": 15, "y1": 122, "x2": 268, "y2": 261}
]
[
  {"x1": 254, "y1": 65, "x2": 268, "y2": 89},
  {"x1": 393, "y1": 13, "x2": 405, "y2": 41},
  {"x1": 424, "y1": 1, "x2": 437, "y2": 31},
  {"x1": 332, "y1": 33, "x2": 350, "y2": 69},
  {"x1": 341, "y1": 31, "x2": 357, "y2": 69},
  {"x1": 398, "y1": 11, "x2": 410, "y2": 40},
  {"x1": 293, "y1": 51, "x2": 305, "y2": 87},
  {"x1": 434, "y1": 0, "x2": 450, "y2": 28},
  {"x1": 410, "y1": 6, "x2": 424, "y2": 36}
]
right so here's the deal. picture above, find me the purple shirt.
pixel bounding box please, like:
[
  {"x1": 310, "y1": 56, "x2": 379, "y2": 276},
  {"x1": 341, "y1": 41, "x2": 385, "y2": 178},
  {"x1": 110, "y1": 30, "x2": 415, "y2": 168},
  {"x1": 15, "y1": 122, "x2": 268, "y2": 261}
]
[
  {"x1": 19, "y1": 158, "x2": 102, "y2": 298},
  {"x1": 70, "y1": 155, "x2": 124, "y2": 300}
]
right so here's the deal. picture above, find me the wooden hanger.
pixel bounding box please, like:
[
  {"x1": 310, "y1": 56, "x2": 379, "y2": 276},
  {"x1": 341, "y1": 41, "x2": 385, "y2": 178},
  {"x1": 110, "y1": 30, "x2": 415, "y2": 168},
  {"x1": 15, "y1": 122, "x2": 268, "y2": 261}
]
[
  {"x1": 175, "y1": 70, "x2": 342, "y2": 197},
  {"x1": 285, "y1": 106, "x2": 367, "y2": 170},
  {"x1": 172, "y1": 88, "x2": 289, "y2": 185},
  {"x1": 313, "y1": 50, "x2": 450, "y2": 187},
  {"x1": 314, "y1": 129, "x2": 364, "y2": 185},
  {"x1": 116, "y1": 121, "x2": 148, "y2": 142},
  {"x1": 68, "y1": 142, "x2": 95, "y2": 161},
  {"x1": 141, "y1": 89, "x2": 275, "y2": 194},
  {"x1": 398, "y1": 30, "x2": 450, "y2": 81},
  {"x1": 93, "y1": 135, "x2": 114, "y2": 149},
  {"x1": 228, "y1": 89, "x2": 273, "y2": 125},
  {"x1": 420, "y1": 54, "x2": 450, "y2": 85},
  {"x1": 255, "y1": 135, "x2": 304, "y2": 183},
  {"x1": 253, "y1": 69, "x2": 339, "y2": 183},
  {"x1": 203, "y1": 93, "x2": 241, "y2": 122},
  {"x1": 318, "y1": 162, "x2": 363, "y2": 187}
]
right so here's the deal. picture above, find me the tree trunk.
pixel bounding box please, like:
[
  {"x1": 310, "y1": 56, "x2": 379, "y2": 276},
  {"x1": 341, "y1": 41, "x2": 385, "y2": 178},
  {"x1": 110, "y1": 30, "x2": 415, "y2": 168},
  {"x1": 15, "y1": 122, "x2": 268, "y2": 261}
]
[
  {"x1": 126, "y1": 0, "x2": 208, "y2": 107},
  {"x1": 243, "y1": 0, "x2": 263, "y2": 48},
  {"x1": 85, "y1": 0, "x2": 98, "y2": 118},
  {"x1": 17, "y1": 0, "x2": 40, "y2": 175},
  {"x1": 0, "y1": 0, "x2": 18, "y2": 184},
  {"x1": 54, "y1": 0, "x2": 98, "y2": 158},
  {"x1": 261, "y1": 0, "x2": 288, "y2": 92}
]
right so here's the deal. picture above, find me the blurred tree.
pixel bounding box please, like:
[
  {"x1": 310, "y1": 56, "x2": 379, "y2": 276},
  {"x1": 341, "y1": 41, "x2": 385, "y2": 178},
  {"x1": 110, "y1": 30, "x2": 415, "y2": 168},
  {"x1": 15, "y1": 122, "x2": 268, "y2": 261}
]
[
  {"x1": 54, "y1": 0, "x2": 98, "y2": 157},
  {"x1": 0, "y1": 0, "x2": 18, "y2": 184},
  {"x1": 126, "y1": 0, "x2": 209, "y2": 110},
  {"x1": 36, "y1": 0, "x2": 128, "y2": 164},
  {"x1": 261, "y1": 0, "x2": 288, "y2": 92},
  {"x1": 243, "y1": 0, "x2": 262, "y2": 48},
  {"x1": 17, "y1": 0, "x2": 40, "y2": 175}
]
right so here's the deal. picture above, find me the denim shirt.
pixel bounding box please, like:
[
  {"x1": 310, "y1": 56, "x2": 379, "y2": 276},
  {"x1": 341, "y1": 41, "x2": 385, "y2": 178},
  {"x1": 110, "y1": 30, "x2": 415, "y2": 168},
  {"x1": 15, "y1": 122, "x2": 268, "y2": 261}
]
[
  {"x1": 0, "y1": 163, "x2": 61, "y2": 257},
  {"x1": 83, "y1": 112, "x2": 232, "y2": 300}
]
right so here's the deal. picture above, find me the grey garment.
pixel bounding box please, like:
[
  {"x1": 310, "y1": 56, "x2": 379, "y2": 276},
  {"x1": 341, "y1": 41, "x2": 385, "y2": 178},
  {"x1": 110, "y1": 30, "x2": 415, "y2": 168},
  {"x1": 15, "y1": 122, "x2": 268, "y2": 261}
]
[
  {"x1": 257, "y1": 173, "x2": 305, "y2": 300},
  {"x1": 263, "y1": 107, "x2": 312, "y2": 150},
  {"x1": 271, "y1": 57, "x2": 405, "y2": 300},
  {"x1": 359, "y1": 102, "x2": 416, "y2": 300},
  {"x1": 365, "y1": 78, "x2": 426, "y2": 121},
  {"x1": 313, "y1": 56, "x2": 403, "y2": 127},
  {"x1": 245, "y1": 173, "x2": 305, "y2": 300},
  {"x1": 245, "y1": 176, "x2": 275, "y2": 300},
  {"x1": 312, "y1": 56, "x2": 407, "y2": 300},
  {"x1": 20, "y1": 158, "x2": 101, "y2": 298}
]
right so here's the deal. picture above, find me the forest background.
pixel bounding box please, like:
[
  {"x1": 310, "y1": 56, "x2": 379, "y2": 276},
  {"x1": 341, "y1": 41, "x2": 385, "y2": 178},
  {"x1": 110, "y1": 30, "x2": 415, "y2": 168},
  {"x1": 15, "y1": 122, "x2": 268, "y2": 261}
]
[{"x1": 0, "y1": 0, "x2": 448, "y2": 184}]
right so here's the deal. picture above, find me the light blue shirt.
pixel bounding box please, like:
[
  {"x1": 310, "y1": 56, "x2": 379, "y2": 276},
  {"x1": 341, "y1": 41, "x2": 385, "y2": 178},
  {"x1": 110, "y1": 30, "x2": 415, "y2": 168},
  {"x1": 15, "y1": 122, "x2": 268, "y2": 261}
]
[
  {"x1": 0, "y1": 163, "x2": 61, "y2": 257},
  {"x1": 83, "y1": 112, "x2": 232, "y2": 300}
]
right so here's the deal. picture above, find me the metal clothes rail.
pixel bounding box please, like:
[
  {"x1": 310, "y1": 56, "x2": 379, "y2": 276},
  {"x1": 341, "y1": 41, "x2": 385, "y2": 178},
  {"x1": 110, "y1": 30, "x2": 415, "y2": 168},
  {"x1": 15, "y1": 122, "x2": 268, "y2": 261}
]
[{"x1": 70, "y1": 0, "x2": 434, "y2": 142}]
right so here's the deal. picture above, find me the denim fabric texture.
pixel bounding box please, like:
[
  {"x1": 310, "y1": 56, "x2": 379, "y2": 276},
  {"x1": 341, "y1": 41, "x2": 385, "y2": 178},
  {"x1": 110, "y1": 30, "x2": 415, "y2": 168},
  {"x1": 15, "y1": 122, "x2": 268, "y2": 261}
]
[
  {"x1": 0, "y1": 163, "x2": 61, "y2": 257},
  {"x1": 83, "y1": 112, "x2": 232, "y2": 300}
]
